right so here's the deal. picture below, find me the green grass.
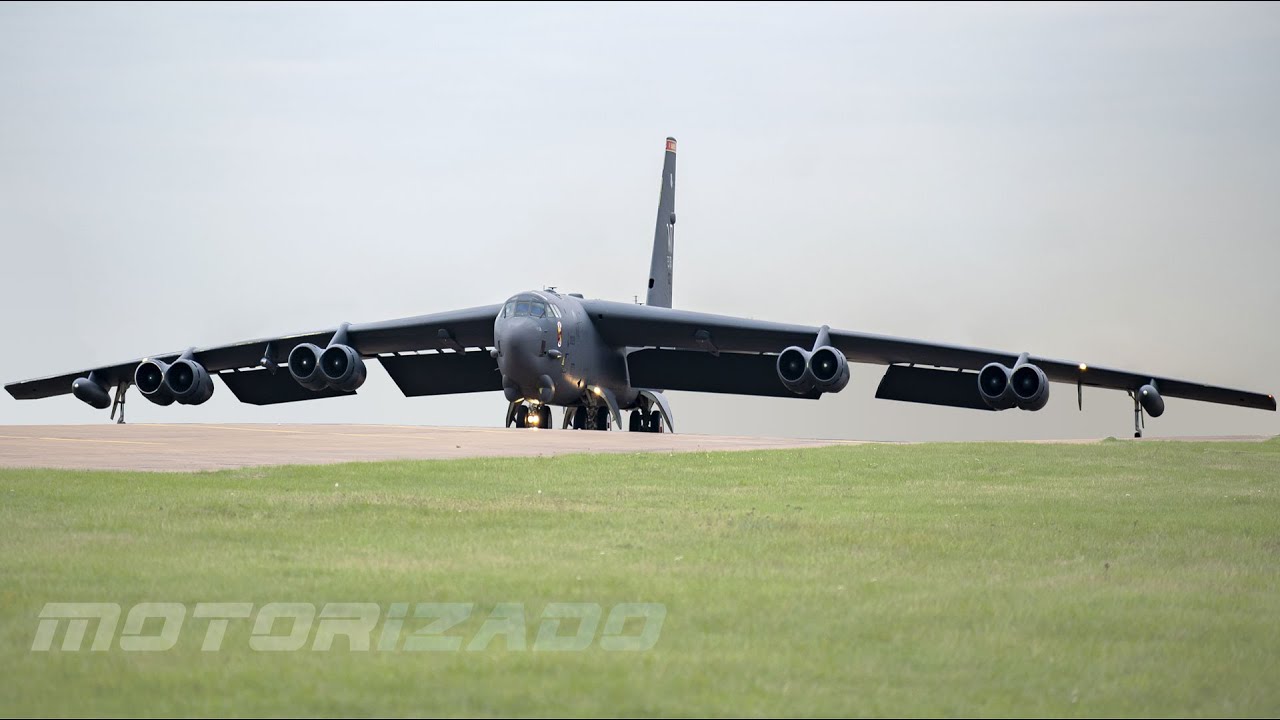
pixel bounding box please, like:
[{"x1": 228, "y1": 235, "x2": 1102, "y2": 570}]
[{"x1": 2, "y1": 439, "x2": 1280, "y2": 717}]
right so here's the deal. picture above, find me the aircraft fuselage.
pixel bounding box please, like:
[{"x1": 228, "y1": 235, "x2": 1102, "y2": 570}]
[{"x1": 493, "y1": 290, "x2": 641, "y2": 419}]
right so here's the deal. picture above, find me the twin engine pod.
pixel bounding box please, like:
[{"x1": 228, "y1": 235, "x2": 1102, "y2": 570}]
[
  {"x1": 776, "y1": 329, "x2": 850, "y2": 396},
  {"x1": 134, "y1": 357, "x2": 214, "y2": 406},
  {"x1": 288, "y1": 343, "x2": 367, "y2": 392},
  {"x1": 978, "y1": 358, "x2": 1049, "y2": 411}
]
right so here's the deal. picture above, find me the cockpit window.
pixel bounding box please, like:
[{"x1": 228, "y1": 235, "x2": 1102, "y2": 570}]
[{"x1": 504, "y1": 294, "x2": 560, "y2": 319}]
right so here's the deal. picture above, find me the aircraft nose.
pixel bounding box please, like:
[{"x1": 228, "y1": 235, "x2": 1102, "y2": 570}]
[{"x1": 498, "y1": 318, "x2": 546, "y2": 376}]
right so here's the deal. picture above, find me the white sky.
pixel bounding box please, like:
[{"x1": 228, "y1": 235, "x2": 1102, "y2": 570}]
[{"x1": 1, "y1": 1, "x2": 1277, "y2": 440}]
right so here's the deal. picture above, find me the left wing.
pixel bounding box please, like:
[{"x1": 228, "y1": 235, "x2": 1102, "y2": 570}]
[
  {"x1": 5, "y1": 304, "x2": 503, "y2": 407},
  {"x1": 583, "y1": 299, "x2": 1276, "y2": 412}
]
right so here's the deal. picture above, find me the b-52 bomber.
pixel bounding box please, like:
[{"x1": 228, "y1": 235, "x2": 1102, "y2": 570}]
[{"x1": 6, "y1": 138, "x2": 1275, "y2": 437}]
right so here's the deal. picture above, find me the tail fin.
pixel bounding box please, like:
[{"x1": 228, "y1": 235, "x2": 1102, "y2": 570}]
[{"x1": 646, "y1": 137, "x2": 677, "y2": 308}]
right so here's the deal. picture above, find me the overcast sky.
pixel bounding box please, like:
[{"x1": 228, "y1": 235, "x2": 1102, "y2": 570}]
[{"x1": 1, "y1": 1, "x2": 1277, "y2": 440}]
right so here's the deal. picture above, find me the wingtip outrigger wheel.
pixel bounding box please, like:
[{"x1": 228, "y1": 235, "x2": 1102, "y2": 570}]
[{"x1": 1130, "y1": 390, "x2": 1144, "y2": 439}]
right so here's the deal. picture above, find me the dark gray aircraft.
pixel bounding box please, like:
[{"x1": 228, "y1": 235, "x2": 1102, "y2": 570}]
[{"x1": 5, "y1": 138, "x2": 1276, "y2": 437}]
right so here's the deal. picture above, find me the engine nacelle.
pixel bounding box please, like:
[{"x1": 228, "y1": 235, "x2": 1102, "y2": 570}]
[
  {"x1": 164, "y1": 358, "x2": 214, "y2": 405},
  {"x1": 978, "y1": 362, "x2": 1017, "y2": 410},
  {"x1": 288, "y1": 343, "x2": 327, "y2": 391},
  {"x1": 777, "y1": 346, "x2": 813, "y2": 394},
  {"x1": 1138, "y1": 383, "x2": 1165, "y2": 417},
  {"x1": 71, "y1": 374, "x2": 111, "y2": 410},
  {"x1": 777, "y1": 343, "x2": 851, "y2": 396},
  {"x1": 134, "y1": 359, "x2": 176, "y2": 406},
  {"x1": 979, "y1": 361, "x2": 1049, "y2": 411},
  {"x1": 1010, "y1": 363, "x2": 1050, "y2": 411},
  {"x1": 319, "y1": 344, "x2": 367, "y2": 392},
  {"x1": 808, "y1": 346, "x2": 850, "y2": 393}
]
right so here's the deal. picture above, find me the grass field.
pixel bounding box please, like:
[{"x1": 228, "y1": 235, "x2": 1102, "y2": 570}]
[{"x1": 2, "y1": 439, "x2": 1279, "y2": 717}]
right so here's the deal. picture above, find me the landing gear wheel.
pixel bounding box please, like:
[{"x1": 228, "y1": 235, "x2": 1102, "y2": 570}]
[
  {"x1": 514, "y1": 404, "x2": 529, "y2": 429},
  {"x1": 593, "y1": 409, "x2": 610, "y2": 431},
  {"x1": 572, "y1": 406, "x2": 588, "y2": 430},
  {"x1": 647, "y1": 411, "x2": 663, "y2": 433},
  {"x1": 538, "y1": 406, "x2": 552, "y2": 429},
  {"x1": 629, "y1": 410, "x2": 645, "y2": 432}
]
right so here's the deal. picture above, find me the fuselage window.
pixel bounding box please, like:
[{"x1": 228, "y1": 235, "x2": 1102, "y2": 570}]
[
  {"x1": 530, "y1": 302, "x2": 546, "y2": 318},
  {"x1": 503, "y1": 301, "x2": 516, "y2": 318},
  {"x1": 549, "y1": 304, "x2": 562, "y2": 319},
  {"x1": 514, "y1": 301, "x2": 530, "y2": 316}
]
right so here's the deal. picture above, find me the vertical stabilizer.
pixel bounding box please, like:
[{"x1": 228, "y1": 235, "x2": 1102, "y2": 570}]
[{"x1": 646, "y1": 137, "x2": 677, "y2": 308}]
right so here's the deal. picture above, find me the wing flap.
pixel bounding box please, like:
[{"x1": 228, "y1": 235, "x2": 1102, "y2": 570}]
[
  {"x1": 874, "y1": 365, "x2": 993, "y2": 411},
  {"x1": 218, "y1": 368, "x2": 355, "y2": 405},
  {"x1": 377, "y1": 351, "x2": 502, "y2": 397},
  {"x1": 626, "y1": 349, "x2": 821, "y2": 399}
]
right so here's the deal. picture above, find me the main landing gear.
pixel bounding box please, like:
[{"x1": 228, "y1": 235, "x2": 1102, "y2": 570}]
[
  {"x1": 505, "y1": 401, "x2": 663, "y2": 432},
  {"x1": 628, "y1": 409, "x2": 664, "y2": 433},
  {"x1": 565, "y1": 405, "x2": 661, "y2": 432},
  {"x1": 507, "y1": 401, "x2": 552, "y2": 429},
  {"x1": 570, "y1": 406, "x2": 611, "y2": 431}
]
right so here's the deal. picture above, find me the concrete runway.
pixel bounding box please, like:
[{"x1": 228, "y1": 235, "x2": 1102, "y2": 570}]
[
  {"x1": 0, "y1": 424, "x2": 859, "y2": 472},
  {"x1": 0, "y1": 425, "x2": 1268, "y2": 472}
]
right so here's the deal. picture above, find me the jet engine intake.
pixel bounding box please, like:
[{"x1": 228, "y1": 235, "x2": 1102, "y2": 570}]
[
  {"x1": 319, "y1": 344, "x2": 367, "y2": 392},
  {"x1": 777, "y1": 346, "x2": 813, "y2": 394},
  {"x1": 134, "y1": 359, "x2": 176, "y2": 406},
  {"x1": 288, "y1": 343, "x2": 327, "y2": 391},
  {"x1": 776, "y1": 344, "x2": 851, "y2": 395},
  {"x1": 979, "y1": 359, "x2": 1049, "y2": 411},
  {"x1": 1010, "y1": 363, "x2": 1049, "y2": 411},
  {"x1": 164, "y1": 358, "x2": 214, "y2": 405},
  {"x1": 978, "y1": 362, "x2": 1016, "y2": 410},
  {"x1": 808, "y1": 346, "x2": 850, "y2": 393}
]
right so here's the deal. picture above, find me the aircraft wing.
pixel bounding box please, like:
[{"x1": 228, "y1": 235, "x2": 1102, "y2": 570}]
[
  {"x1": 4, "y1": 304, "x2": 503, "y2": 405},
  {"x1": 583, "y1": 299, "x2": 1276, "y2": 412}
]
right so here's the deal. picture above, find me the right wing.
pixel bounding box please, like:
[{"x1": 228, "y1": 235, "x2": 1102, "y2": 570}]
[
  {"x1": 582, "y1": 299, "x2": 1275, "y2": 412},
  {"x1": 5, "y1": 304, "x2": 503, "y2": 406}
]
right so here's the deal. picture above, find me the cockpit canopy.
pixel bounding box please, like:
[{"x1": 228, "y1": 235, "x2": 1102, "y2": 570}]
[{"x1": 501, "y1": 293, "x2": 562, "y2": 319}]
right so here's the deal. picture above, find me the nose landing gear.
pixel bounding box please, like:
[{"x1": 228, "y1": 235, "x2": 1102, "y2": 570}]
[{"x1": 506, "y1": 401, "x2": 553, "y2": 429}]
